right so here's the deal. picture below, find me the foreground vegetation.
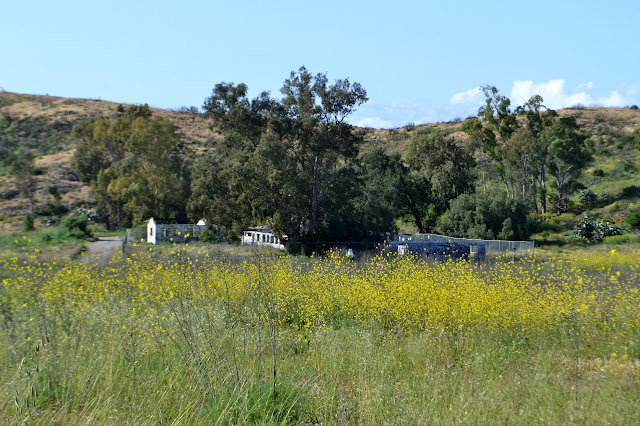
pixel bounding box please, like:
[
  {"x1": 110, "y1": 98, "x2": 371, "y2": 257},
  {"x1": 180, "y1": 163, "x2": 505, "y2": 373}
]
[{"x1": 1, "y1": 248, "x2": 639, "y2": 424}]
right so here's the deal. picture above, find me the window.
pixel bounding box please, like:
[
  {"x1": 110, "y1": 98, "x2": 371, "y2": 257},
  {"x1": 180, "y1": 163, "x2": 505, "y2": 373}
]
[{"x1": 150, "y1": 228, "x2": 153, "y2": 236}]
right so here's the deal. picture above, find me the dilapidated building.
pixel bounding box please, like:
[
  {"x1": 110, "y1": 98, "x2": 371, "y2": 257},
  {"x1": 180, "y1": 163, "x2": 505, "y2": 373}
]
[
  {"x1": 147, "y1": 218, "x2": 207, "y2": 244},
  {"x1": 241, "y1": 226, "x2": 286, "y2": 250}
]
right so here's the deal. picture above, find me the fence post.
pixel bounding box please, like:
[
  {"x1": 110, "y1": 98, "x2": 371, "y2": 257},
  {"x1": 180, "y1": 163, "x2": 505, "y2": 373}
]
[{"x1": 122, "y1": 229, "x2": 131, "y2": 258}]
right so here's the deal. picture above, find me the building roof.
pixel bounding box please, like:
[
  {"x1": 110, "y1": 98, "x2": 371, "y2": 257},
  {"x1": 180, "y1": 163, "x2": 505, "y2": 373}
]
[
  {"x1": 245, "y1": 225, "x2": 273, "y2": 233},
  {"x1": 148, "y1": 217, "x2": 207, "y2": 227}
]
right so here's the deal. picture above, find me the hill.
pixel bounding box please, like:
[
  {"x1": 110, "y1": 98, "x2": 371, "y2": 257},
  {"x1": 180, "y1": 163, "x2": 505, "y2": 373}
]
[{"x1": 1, "y1": 91, "x2": 639, "y2": 236}]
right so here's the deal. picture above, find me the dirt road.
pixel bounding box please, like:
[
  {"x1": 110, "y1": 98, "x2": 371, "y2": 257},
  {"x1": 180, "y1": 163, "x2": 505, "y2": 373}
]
[{"x1": 81, "y1": 236, "x2": 122, "y2": 267}]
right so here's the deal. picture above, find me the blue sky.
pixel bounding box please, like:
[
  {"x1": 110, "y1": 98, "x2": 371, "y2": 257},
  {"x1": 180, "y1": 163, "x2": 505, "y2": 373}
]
[{"x1": 2, "y1": 0, "x2": 639, "y2": 128}]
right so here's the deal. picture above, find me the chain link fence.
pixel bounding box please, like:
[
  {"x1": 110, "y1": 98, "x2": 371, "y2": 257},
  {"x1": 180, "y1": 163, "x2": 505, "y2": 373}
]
[{"x1": 399, "y1": 233, "x2": 534, "y2": 258}]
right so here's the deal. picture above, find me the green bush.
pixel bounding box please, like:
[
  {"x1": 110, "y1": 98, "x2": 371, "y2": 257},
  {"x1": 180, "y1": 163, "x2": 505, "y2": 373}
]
[
  {"x1": 23, "y1": 213, "x2": 34, "y2": 231},
  {"x1": 56, "y1": 215, "x2": 93, "y2": 240},
  {"x1": 603, "y1": 234, "x2": 638, "y2": 245},
  {"x1": 438, "y1": 192, "x2": 531, "y2": 240},
  {"x1": 36, "y1": 201, "x2": 70, "y2": 217},
  {"x1": 574, "y1": 213, "x2": 623, "y2": 242},
  {"x1": 198, "y1": 229, "x2": 218, "y2": 242},
  {"x1": 621, "y1": 185, "x2": 640, "y2": 199},
  {"x1": 624, "y1": 209, "x2": 640, "y2": 229},
  {"x1": 579, "y1": 189, "x2": 598, "y2": 209}
]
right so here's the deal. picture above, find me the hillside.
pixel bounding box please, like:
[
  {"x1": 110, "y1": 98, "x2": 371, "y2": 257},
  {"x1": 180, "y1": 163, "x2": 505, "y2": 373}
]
[
  {"x1": 0, "y1": 92, "x2": 214, "y2": 223},
  {"x1": 1, "y1": 91, "x2": 640, "y2": 235}
]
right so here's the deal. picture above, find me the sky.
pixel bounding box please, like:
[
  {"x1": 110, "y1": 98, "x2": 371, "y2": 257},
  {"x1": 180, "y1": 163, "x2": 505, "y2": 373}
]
[{"x1": 2, "y1": 0, "x2": 639, "y2": 128}]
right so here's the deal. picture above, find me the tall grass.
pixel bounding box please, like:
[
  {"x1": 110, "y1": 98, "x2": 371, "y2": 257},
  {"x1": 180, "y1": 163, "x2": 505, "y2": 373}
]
[{"x1": 0, "y1": 248, "x2": 639, "y2": 423}]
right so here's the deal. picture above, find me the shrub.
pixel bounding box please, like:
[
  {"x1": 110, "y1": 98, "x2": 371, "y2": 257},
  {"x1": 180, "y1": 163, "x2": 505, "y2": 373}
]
[
  {"x1": 56, "y1": 215, "x2": 92, "y2": 239},
  {"x1": 620, "y1": 185, "x2": 640, "y2": 198},
  {"x1": 599, "y1": 192, "x2": 613, "y2": 206},
  {"x1": 603, "y1": 234, "x2": 638, "y2": 245},
  {"x1": 592, "y1": 168, "x2": 605, "y2": 177},
  {"x1": 574, "y1": 213, "x2": 623, "y2": 242},
  {"x1": 0, "y1": 189, "x2": 19, "y2": 199},
  {"x1": 579, "y1": 189, "x2": 598, "y2": 209},
  {"x1": 438, "y1": 192, "x2": 531, "y2": 240},
  {"x1": 198, "y1": 229, "x2": 217, "y2": 242},
  {"x1": 624, "y1": 209, "x2": 640, "y2": 229},
  {"x1": 36, "y1": 201, "x2": 69, "y2": 217},
  {"x1": 23, "y1": 213, "x2": 34, "y2": 232}
]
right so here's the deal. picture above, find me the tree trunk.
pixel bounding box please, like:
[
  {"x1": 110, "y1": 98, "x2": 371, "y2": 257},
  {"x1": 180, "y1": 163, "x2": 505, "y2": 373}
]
[
  {"x1": 406, "y1": 196, "x2": 426, "y2": 233},
  {"x1": 310, "y1": 155, "x2": 319, "y2": 236},
  {"x1": 540, "y1": 166, "x2": 547, "y2": 214}
]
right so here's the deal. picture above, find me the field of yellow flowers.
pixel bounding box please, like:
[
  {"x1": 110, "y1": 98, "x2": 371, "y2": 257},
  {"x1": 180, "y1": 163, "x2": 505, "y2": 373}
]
[{"x1": 1, "y1": 245, "x2": 639, "y2": 424}]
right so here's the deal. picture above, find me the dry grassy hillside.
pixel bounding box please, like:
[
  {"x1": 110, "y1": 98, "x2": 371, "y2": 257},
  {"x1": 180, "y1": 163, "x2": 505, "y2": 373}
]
[{"x1": 0, "y1": 92, "x2": 216, "y2": 220}]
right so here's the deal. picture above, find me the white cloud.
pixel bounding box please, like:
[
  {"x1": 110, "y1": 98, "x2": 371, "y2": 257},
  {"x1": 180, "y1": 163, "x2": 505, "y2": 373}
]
[
  {"x1": 510, "y1": 79, "x2": 628, "y2": 109},
  {"x1": 450, "y1": 87, "x2": 482, "y2": 105},
  {"x1": 354, "y1": 117, "x2": 395, "y2": 129},
  {"x1": 348, "y1": 80, "x2": 639, "y2": 129},
  {"x1": 577, "y1": 81, "x2": 595, "y2": 91},
  {"x1": 510, "y1": 80, "x2": 574, "y2": 109},
  {"x1": 599, "y1": 90, "x2": 624, "y2": 107},
  {"x1": 351, "y1": 98, "x2": 436, "y2": 128}
]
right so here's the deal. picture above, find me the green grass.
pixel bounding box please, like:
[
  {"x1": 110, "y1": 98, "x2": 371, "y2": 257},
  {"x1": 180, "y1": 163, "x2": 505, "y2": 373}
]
[
  {"x1": 0, "y1": 223, "x2": 95, "y2": 262},
  {"x1": 2, "y1": 319, "x2": 638, "y2": 424}
]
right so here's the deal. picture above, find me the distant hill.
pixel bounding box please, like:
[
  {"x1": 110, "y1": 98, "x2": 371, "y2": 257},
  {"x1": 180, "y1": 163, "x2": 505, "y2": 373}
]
[{"x1": 1, "y1": 91, "x2": 639, "y2": 231}]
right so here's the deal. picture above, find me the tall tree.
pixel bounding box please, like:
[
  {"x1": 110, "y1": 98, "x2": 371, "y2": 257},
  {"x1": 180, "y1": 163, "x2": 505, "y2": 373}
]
[
  {"x1": 542, "y1": 117, "x2": 592, "y2": 213},
  {"x1": 279, "y1": 67, "x2": 367, "y2": 238},
  {"x1": 199, "y1": 67, "x2": 368, "y2": 242},
  {"x1": 477, "y1": 85, "x2": 519, "y2": 153},
  {"x1": 356, "y1": 149, "x2": 433, "y2": 234},
  {"x1": 515, "y1": 95, "x2": 558, "y2": 213},
  {"x1": 463, "y1": 86, "x2": 519, "y2": 193}
]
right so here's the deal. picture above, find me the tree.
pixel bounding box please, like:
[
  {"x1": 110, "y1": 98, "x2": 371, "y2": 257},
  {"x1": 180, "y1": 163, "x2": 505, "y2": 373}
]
[
  {"x1": 463, "y1": 86, "x2": 519, "y2": 194},
  {"x1": 515, "y1": 95, "x2": 558, "y2": 213},
  {"x1": 279, "y1": 67, "x2": 368, "y2": 239},
  {"x1": 542, "y1": 117, "x2": 592, "y2": 213},
  {"x1": 71, "y1": 105, "x2": 190, "y2": 229},
  {"x1": 199, "y1": 67, "x2": 368, "y2": 242},
  {"x1": 464, "y1": 89, "x2": 560, "y2": 212},
  {"x1": 355, "y1": 149, "x2": 433, "y2": 234},
  {"x1": 407, "y1": 130, "x2": 475, "y2": 215},
  {"x1": 9, "y1": 151, "x2": 37, "y2": 214},
  {"x1": 477, "y1": 85, "x2": 519, "y2": 153},
  {"x1": 438, "y1": 192, "x2": 531, "y2": 241}
]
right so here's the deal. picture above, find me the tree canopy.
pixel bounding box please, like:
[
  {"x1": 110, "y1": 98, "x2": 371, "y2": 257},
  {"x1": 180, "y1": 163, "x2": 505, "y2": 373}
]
[
  {"x1": 193, "y1": 67, "x2": 372, "y2": 243},
  {"x1": 71, "y1": 105, "x2": 190, "y2": 229}
]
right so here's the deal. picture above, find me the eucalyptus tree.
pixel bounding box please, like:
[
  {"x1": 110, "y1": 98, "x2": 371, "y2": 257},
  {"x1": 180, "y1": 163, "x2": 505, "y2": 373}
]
[
  {"x1": 198, "y1": 67, "x2": 369, "y2": 242},
  {"x1": 541, "y1": 117, "x2": 592, "y2": 213}
]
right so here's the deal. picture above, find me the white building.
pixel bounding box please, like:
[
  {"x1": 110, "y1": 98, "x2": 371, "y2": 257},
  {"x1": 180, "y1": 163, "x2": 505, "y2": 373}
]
[
  {"x1": 241, "y1": 226, "x2": 286, "y2": 250},
  {"x1": 147, "y1": 217, "x2": 207, "y2": 244}
]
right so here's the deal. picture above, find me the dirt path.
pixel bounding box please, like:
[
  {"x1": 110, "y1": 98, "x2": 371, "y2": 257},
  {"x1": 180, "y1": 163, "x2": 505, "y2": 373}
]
[{"x1": 81, "y1": 236, "x2": 122, "y2": 267}]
